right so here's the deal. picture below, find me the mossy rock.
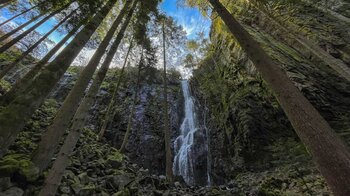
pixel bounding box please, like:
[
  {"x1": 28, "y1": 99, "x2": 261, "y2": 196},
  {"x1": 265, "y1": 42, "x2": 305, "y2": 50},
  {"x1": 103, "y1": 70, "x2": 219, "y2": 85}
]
[
  {"x1": 0, "y1": 154, "x2": 39, "y2": 182},
  {"x1": 112, "y1": 188, "x2": 130, "y2": 196}
]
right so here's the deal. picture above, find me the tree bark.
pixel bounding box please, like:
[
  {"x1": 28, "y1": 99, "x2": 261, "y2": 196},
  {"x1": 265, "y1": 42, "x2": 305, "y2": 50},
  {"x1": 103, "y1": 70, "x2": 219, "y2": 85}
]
[
  {"x1": 0, "y1": 11, "x2": 46, "y2": 42},
  {"x1": 98, "y1": 40, "x2": 133, "y2": 139},
  {"x1": 119, "y1": 47, "x2": 142, "y2": 152},
  {"x1": 0, "y1": 22, "x2": 84, "y2": 106},
  {"x1": 0, "y1": 8, "x2": 77, "y2": 79},
  {"x1": 31, "y1": 0, "x2": 134, "y2": 172},
  {"x1": 38, "y1": 5, "x2": 137, "y2": 194},
  {"x1": 0, "y1": 3, "x2": 71, "y2": 53},
  {"x1": 0, "y1": 4, "x2": 40, "y2": 27},
  {"x1": 0, "y1": 0, "x2": 12, "y2": 8},
  {"x1": 0, "y1": 0, "x2": 118, "y2": 158},
  {"x1": 209, "y1": 0, "x2": 350, "y2": 195},
  {"x1": 246, "y1": 0, "x2": 350, "y2": 82},
  {"x1": 162, "y1": 21, "x2": 173, "y2": 182}
]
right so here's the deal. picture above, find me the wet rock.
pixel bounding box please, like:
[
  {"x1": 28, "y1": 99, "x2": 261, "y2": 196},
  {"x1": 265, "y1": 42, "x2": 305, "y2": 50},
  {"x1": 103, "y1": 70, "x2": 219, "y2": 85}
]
[
  {"x1": 0, "y1": 187, "x2": 24, "y2": 196},
  {"x1": 0, "y1": 177, "x2": 12, "y2": 192},
  {"x1": 78, "y1": 172, "x2": 90, "y2": 185}
]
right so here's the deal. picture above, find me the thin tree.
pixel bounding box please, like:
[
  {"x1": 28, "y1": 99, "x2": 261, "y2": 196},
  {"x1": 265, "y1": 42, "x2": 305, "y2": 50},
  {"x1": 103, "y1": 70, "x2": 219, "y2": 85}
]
[
  {"x1": 0, "y1": 8, "x2": 78, "y2": 79},
  {"x1": 0, "y1": 21, "x2": 84, "y2": 106},
  {"x1": 98, "y1": 40, "x2": 133, "y2": 139},
  {"x1": 0, "y1": 3, "x2": 72, "y2": 53},
  {"x1": 0, "y1": 10, "x2": 47, "y2": 42},
  {"x1": 162, "y1": 19, "x2": 173, "y2": 182},
  {"x1": 0, "y1": 0, "x2": 118, "y2": 158},
  {"x1": 119, "y1": 47, "x2": 143, "y2": 152},
  {"x1": 38, "y1": 8, "x2": 137, "y2": 195},
  {"x1": 208, "y1": 0, "x2": 350, "y2": 195},
  {"x1": 0, "y1": 4, "x2": 40, "y2": 27},
  {"x1": 31, "y1": 0, "x2": 137, "y2": 172}
]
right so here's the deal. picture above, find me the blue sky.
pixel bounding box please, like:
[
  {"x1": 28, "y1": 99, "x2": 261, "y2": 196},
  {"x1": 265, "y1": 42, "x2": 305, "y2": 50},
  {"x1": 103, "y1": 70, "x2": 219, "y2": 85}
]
[
  {"x1": 160, "y1": 0, "x2": 211, "y2": 39},
  {"x1": 0, "y1": 0, "x2": 211, "y2": 44}
]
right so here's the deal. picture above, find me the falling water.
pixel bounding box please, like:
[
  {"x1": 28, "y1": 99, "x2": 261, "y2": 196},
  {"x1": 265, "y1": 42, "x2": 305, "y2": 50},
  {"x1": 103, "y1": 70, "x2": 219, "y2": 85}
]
[{"x1": 173, "y1": 80, "x2": 210, "y2": 186}]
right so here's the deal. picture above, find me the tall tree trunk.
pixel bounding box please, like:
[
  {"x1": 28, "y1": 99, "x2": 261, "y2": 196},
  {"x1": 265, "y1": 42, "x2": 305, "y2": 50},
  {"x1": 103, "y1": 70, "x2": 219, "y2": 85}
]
[
  {"x1": 162, "y1": 21, "x2": 173, "y2": 182},
  {"x1": 0, "y1": 4, "x2": 40, "y2": 27},
  {"x1": 38, "y1": 5, "x2": 137, "y2": 194},
  {"x1": 119, "y1": 47, "x2": 142, "y2": 152},
  {"x1": 246, "y1": 0, "x2": 350, "y2": 82},
  {"x1": 0, "y1": 0, "x2": 12, "y2": 8},
  {"x1": 0, "y1": 22, "x2": 84, "y2": 106},
  {"x1": 0, "y1": 3, "x2": 71, "y2": 53},
  {"x1": 209, "y1": 1, "x2": 350, "y2": 195},
  {"x1": 0, "y1": 8, "x2": 77, "y2": 79},
  {"x1": 0, "y1": 0, "x2": 118, "y2": 158},
  {"x1": 98, "y1": 40, "x2": 133, "y2": 139},
  {"x1": 31, "y1": 0, "x2": 136, "y2": 172},
  {"x1": 0, "y1": 11, "x2": 46, "y2": 43}
]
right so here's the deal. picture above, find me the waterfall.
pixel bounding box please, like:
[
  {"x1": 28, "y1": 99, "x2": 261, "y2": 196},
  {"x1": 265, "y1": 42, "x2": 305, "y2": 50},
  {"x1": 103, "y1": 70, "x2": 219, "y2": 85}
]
[{"x1": 173, "y1": 80, "x2": 210, "y2": 186}]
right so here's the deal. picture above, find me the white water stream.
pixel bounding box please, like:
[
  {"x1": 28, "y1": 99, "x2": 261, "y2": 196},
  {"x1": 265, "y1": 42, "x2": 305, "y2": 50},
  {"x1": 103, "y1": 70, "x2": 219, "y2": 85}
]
[{"x1": 173, "y1": 80, "x2": 210, "y2": 185}]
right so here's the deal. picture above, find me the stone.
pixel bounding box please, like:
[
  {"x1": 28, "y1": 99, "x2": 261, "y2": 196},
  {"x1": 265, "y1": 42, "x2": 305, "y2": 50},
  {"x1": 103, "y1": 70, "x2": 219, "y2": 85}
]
[
  {"x1": 59, "y1": 186, "x2": 71, "y2": 194},
  {"x1": 0, "y1": 177, "x2": 12, "y2": 192},
  {"x1": 78, "y1": 172, "x2": 90, "y2": 185},
  {"x1": 0, "y1": 187, "x2": 24, "y2": 196},
  {"x1": 112, "y1": 174, "x2": 133, "y2": 189}
]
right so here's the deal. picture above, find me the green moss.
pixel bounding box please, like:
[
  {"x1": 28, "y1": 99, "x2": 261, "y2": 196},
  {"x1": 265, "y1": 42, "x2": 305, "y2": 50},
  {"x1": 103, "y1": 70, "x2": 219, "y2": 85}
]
[
  {"x1": 0, "y1": 154, "x2": 39, "y2": 182},
  {"x1": 113, "y1": 188, "x2": 130, "y2": 196},
  {"x1": 0, "y1": 79, "x2": 11, "y2": 94},
  {"x1": 107, "y1": 149, "x2": 124, "y2": 162}
]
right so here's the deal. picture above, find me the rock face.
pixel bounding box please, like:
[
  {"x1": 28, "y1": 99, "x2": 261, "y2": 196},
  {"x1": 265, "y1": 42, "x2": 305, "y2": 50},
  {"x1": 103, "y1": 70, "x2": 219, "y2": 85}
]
[{"x1": 192, "y1": 0, "x2": 350, "y2": 194}]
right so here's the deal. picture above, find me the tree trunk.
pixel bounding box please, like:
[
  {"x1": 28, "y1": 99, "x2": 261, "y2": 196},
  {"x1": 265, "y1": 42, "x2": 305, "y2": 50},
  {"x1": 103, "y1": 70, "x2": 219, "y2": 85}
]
[
  {"x1": 0, "y1": 8, "x2": 77, "y2": 79},
  {"x1": 0, "y1": 3, "x2": 71, "y2": 53},
  {"x1": 246, "y1": 0, "x2": 350, "y2": 82},
  {"x1": 0, "y1": 4, "x2": 40, "y2": 27},
  {"x1": 38, "y1": 5, "x2": 137, "y2": 194},
  {"x1": 209, "y1": 1, "x2": 350, "y2": 195},
  {"x1": 162, "y1": 21, "x2": 173, "y2": 182},
  {"x1": 98, "y1": 40, "x2": 133, "y2": 139},
  {"x1": 0, "y1": 0, "x2": 12, "y2": 8},
  {"x1": 119, "y1": 47, "x2": 142, "y2": 152},
  {"x1": 0, "y1": 11, "x2": 46, "y2": 43},
  {"x1": 0, "y1": 0, "x2": 118, "y2": 158},
  {"x1": 0, "y1": 22, "x2": 84, "y2": 107},
  {"x1": 31, "y1": 0, "x2": 136, "y2": 172}
]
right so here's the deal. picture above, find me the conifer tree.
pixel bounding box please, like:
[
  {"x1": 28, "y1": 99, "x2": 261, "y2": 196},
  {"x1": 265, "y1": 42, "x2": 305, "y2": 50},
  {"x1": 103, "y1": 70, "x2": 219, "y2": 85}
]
[
  {"x1": 0, "y1": 0, "x2": 118, "y2": 158},
  {"x1": 208, "y1": 0, "x2": 350, "y2": 195},
  {"x1": 31, "y1": 0, "x2": 135, "y2": 171}
]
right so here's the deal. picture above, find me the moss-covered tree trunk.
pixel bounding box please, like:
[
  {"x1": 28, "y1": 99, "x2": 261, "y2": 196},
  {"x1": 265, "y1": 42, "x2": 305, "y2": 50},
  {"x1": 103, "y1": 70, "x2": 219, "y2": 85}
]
[
  {"x1": 162, "y1": 21, "x2": 173, "y2": 182},
  {"x1": 0, "y1": 0, "x2": 118, "y2": 159},
  {"x1": 0, "y1": 4, "x2": 39, "y2": 27},
  {"x1": 0, "y1": 8, "x2": 77, "y2": 79},
  {"x1": 0, "y1": 21, "x2": 85, "y2": 106},
  {"x1": 209, "y1": 0, "x2": 350, "y2": 195},
  {"x1": 38, "y1": 7, "x2": 137, "y2": 194},
  {"x1": 31, "y1": 0, "x2": 134, "y2": 172},
  {"x1": 0, "y1": 3, "x2": 71, "y2": 54},
  {"x1": 98, "y1": 40, "x2": 133, "y2": 139}
]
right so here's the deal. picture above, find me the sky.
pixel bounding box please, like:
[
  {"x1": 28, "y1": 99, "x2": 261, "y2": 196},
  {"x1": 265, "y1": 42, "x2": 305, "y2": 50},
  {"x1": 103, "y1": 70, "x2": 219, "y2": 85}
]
[
  {"x1": 0, "y1": 0, "x2": 211, "y2": 77},
  {"x1": 160, "y1": 0, "x2": 211, "y2": 39}
]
